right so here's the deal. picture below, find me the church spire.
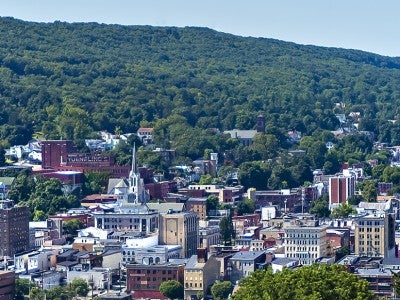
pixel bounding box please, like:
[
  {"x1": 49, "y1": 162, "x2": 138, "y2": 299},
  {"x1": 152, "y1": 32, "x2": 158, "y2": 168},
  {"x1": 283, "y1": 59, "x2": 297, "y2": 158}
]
[{"x1": 131, "y1": 143, "x2": 137, "y2": 176}]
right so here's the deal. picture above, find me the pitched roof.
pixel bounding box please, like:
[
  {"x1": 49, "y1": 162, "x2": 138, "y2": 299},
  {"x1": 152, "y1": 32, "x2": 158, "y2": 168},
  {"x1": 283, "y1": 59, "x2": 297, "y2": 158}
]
[{"x1": 0, "y1": 177, "x2": 15, "y2": 186}]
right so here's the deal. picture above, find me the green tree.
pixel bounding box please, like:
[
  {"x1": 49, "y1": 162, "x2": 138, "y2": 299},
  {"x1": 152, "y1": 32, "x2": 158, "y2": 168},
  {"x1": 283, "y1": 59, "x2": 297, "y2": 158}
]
[
  {"x1": 14, "y1": 278, "x2": 32, "y2": 300},
  {"x1": 46, "y1": 286, "x2": 71, "y2": 300},
  {"x1": 7, "y1": 169, "x2": 35, "y2": 204},
  {"x1": 63, "y1": 219, "x2": 84, "y2": 242},
  {"x1": 331, "y1": 203, "x2": 356, "y2": 218},
  {"x1": 335, "y1": 245, "x2": 350, "y2": 262},
  {"x1": 238, "y1": 161, "x2": 271, "y2": 190},
  {"x1": 237, "y1": 198, "x2": 255, "y2": 216},
  {"x1": 196, "y1": 291, "x2": 204, "y2": 300},
  {"x1": 309, "y1": 196, "x2": 330, "y2": 218},
  {"x1": 251, "y1": 133, "x2": 279, "y2": 160},
  {"x1": 199, "y1": 174, "x2": 213, "y2": 185},
  {"x1": 232, "y1": 264, "x2": 375, "y2": 300},
  {"x1": 69, "y1": 278, "x2": 89, "y2": 297},
  {"x1": 347, "y1": 195, "x2": 363, "y2": 206},
  {"x1": 83, "y1": 171, "x2": 112, "y2": 195},
  {"x1": 206, "y1": 195, "x2": 219, "y2": 214},
  {"x1": 33, "y1": 210, "x2": 47, "y2": 221},
  {"x1": 211, "y1": 281, "x2": 234, "y2": 300},
  {"x1": 29, "y1": 286, "x2": 46, "y2": 300},
  {"x1": 361, "y1": 180, "x2": 378, "y2": 202},
  {"x1": 0, "y1": 145, "x2": 5, "y2": 166},
  {"x1": 392, "y1": 271, "x2": 400, "y2": 298},
  {"x1": 159, "y1": 280, "x2": 184, "y2": 300},
  {"x1": 220, "y1": 215, "x2": 235, "y2": 245}
]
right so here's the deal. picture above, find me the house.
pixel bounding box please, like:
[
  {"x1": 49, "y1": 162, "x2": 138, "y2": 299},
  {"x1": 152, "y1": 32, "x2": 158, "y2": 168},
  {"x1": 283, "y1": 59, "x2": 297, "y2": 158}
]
[
  {"x1": 184, "y1": 249, "x2": 221, "y2": 300},
  {"x1": 270, "y1": 257, "x2": 300, "y2": 273},
  {"x1": 228, "y1": 250, "x2": 267, "y2": 283},
  {"x1": 137, "y1": 128, "x2": 153, "y2": 145},
  {"x1": 223, "y1": 129, "x2": 258, "y2": 146}
]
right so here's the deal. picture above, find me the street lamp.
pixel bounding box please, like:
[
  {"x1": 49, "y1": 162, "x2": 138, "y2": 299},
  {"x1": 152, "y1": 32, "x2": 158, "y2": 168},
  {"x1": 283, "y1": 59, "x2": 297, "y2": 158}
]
[
  {"x1": 88, "y1": 276, "x2": 94, "y2": 299},
  {"x1": 284, "y1": 199, "x2": 287, "y2": 214}
]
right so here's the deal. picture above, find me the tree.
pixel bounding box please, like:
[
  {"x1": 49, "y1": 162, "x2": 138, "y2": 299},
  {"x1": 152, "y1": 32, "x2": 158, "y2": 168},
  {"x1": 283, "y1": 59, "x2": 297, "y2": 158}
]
[
  {"x1": 199, "y1": 174, "x2": 213, "y2": 185},
  {"x1": 46, "y1": 285, "x2": 71, "y2": 300},
  {"x1": 211, "y1": 281, "x2": 234, "y2": 300},
  {"x1": 63, "y1": 219, "x2": 84, "y2": 242},
  {"x1": 392, "y1": 271, "x2": 400, "y2": 298},
  {"x1": 232, "y1": 264, "x2": 375, "y2": 300},
  {"x1": 206, "y1": 195, "x2": 219, "y2": 214},
  {"x1": 251, "y1": 133, "x2": 279, "y2": 160},
  {"x1": 237, "y1": 198, "x2": 255, "y2": 216},
  {"x1": 0, "y1": 145, "x2": 5, "y2": 166},
  {"x1": 14, "y1": 278, "x2": 32, "y2": 300},
  {"x1": 361, "y1": 180, "x2": 378, "y2": 202},
  {"x1": 220, "y1": 215, "x2": 235, "y2": 245},
  {"x1": 69, "y1": 278, "x2": 89, "y2": 297},
  {"x1": 347, "y1": 195, "x2": 363, "y2": 206},
  {"x1": 159, "y1": 280, "x2": 184, "y2": 300},
  {"x1": 309, "y1": 196, "x2": 330, "y2": 218},
  {"x1": 335, "y1": 245, "x2": 350, "y2": 262},
  {"x1": 29, "y1": 286, "x2": 46, "y2": 300},
  {"x1": 331, "y1": 203, "x2": 356, "y2": 218},
  {"x1": 196, "y1": 291, "x2": 204, "y2": 300},
  {"x1": 238, "y1": 161, "x2": 271, "y2": 190},
  {"x1": 83, "y1": 171, "x2": 112, "y2": 195}
]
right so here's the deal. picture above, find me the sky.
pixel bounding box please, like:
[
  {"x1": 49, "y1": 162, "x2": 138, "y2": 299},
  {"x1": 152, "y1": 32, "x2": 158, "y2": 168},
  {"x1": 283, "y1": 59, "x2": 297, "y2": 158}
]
[{"x1": 1, "y1": 0, "x2": 400, "y2": 57}]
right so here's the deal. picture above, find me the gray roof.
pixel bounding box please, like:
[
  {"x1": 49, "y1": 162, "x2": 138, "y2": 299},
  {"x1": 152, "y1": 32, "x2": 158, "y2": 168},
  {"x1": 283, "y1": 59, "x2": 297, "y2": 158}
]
[
  {"x1": 231, "y1": 250, "x2": 266, "y2": 261},
  {"x1": 224, "y1": 129, "x2": 258, "y2": 139},
  {"x1": 271, "y1": 257, "x2": 298, "y2": 266},
  {"x1": 147, "y1": 202, "x2": 185, "y2": 213},
  {"x1": 185, "y1": 255, "x2": 204, "y2": 269},
  {"x1": 108, "y1": 178, "x2": 128, "y2": 194}
]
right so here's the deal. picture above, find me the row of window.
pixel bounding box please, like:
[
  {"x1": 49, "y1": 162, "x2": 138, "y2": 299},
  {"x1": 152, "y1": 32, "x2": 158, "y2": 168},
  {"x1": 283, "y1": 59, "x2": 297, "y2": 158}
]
[
  {"x1": 358, "y1": 240, "x2": 380, "y2": 246},
  {"x1": 358, "y1": 227, "x2": 380, "y2": 232},
  {"x1": 286, "y1": 240, "x2": 319, "y2": 245},
  {"x1": 286, "y1": 246, "x2": 319, "y2": 251},
  {"x1": 133, "y1": 269, "x2": 172, "y2": 274},
  {"x1": 286, "y1": 233, "x2": 320, "y2": 238},
  {"x1": 185, "y1": 282, "x2": 203, "y2": 288}
]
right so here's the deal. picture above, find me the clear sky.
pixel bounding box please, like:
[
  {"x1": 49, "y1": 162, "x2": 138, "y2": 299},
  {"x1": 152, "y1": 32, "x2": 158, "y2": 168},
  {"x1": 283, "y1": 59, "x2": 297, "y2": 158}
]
[{"x1": 1, "y1": 0, "x2": 400, "y2": 57}]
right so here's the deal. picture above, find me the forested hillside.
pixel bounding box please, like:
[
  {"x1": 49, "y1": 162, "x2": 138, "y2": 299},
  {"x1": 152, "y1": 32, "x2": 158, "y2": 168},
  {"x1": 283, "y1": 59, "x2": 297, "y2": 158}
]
[{"x1": 1, "y1": 17, "x2": 400, "y2": 150}]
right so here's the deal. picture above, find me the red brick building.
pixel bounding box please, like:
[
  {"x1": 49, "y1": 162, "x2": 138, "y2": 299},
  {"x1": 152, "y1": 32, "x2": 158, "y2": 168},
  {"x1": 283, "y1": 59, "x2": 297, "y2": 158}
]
[
  {"x1": 42, "y1": 140, "x2": 74, "y2": 169},
  {"x1": 329, "y1": 175, "x2": 356, "y2": 208},
  {"x1": 126, "y1": 263, "x2": 184, "y2": 295},
  {"x1": 0, "y1": 271, "x2": 15, "y2": 300}
]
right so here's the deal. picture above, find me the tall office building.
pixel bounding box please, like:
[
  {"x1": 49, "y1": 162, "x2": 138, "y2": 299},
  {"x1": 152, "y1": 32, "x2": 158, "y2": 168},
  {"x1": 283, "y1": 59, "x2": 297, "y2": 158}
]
[
  {"x1": 284, "y1": 216, "x2": 328, "y2": 265},
  {"x1": 0, "y1": 200, "x2": 29, "y2": 257},
  {"x1": 354, "y1": 213, "x2": 396, "y2": 258},
  {"x1": 159, "y1": 211, "x2": 199, "y2": 258},
  {"x1": 329, "y1": 174, "x2": 356, "y2": 209}
]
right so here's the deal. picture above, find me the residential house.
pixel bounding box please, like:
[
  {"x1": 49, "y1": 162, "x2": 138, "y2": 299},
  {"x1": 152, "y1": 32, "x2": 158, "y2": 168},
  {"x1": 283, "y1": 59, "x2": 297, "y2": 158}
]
[
  {"x1": 184, "y1": 249, "x2": 221, "y2": 300},
  {"x1": 228, "y1": 250, "x2": 267, "y2": 283}
]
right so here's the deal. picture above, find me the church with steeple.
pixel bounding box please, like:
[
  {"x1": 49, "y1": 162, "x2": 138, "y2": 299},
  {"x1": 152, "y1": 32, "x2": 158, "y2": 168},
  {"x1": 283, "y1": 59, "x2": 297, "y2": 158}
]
[{"x1": 93, "y1": 146, "x2": 158, "y2": 235}]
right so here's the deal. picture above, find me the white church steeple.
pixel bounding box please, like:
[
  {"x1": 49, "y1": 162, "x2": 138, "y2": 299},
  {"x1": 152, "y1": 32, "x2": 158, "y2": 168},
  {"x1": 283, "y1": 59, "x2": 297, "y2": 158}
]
[{"x1": 127, "y1": 144, "x2": 149, "y2": 204}]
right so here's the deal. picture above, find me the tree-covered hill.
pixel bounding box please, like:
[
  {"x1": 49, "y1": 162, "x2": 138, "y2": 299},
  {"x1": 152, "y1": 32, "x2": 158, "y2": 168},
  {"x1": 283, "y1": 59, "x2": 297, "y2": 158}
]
[{"x1": 1, "y1": 17, "x2": 400, "y2": 148}]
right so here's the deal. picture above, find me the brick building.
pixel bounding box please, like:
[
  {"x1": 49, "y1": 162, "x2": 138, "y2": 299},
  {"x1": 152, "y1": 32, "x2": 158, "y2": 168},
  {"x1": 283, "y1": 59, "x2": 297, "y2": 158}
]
[
  {"x1": 186, "y1": 198, "x2": 207, "y2": 220},
  {"x1": 0, "y1": 271, "x2": 15, "y2": 300},
  {"x1": 42, "y1": 140, "x2": 74, "y2": 169},
  {"x1": 0, "y1": 200, "x2": 29, "y2": 257},
  {"x1": 329, "y1": 175, "x2": 356, "y2": 208},
  {"x1": 126, "y1": 262, "x2": 184, "y2": 295}
]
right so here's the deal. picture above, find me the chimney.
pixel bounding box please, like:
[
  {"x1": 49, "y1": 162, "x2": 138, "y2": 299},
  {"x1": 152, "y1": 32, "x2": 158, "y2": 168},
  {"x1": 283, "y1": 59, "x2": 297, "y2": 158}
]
[{"x1": 197, "y1": 247, "x2": 208, "y2": 263}]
